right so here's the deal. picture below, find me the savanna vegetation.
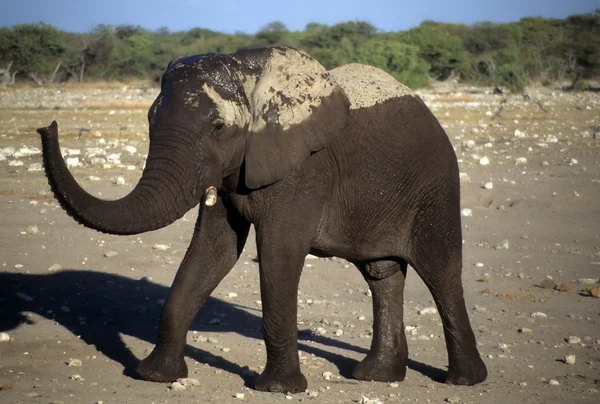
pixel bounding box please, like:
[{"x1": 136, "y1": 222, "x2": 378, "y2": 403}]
[{"x1": 1, "y1": 9, "x2": 599, "y2": 91}]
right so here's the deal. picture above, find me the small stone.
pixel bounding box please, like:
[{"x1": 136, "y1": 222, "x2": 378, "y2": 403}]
[
  {"x1": 567, "y1": 336, "x2": 581, "y2": 344},
  {"x1": 104, "y1": 251, "x2": 119, "y2": 258},
  {"x1": 0, "y1": 332, "x2": 10, "y2": 342},
  {"x1": 27, "y1": 225, "x2": 39, "y2": 235},
  {"x1": 170, "y1": 381, "x2": 185, "y2": 391},
  {"x1": 515, "y1": 157, "x2": 527, "y2": 165},
  {"x1": 322, "y1": 371, "x2": 333, "y2": 380},
  {"x1": 66, "y1": 157, "x2": 82, "y2": 168},
  {"x1": 479, "y1": 156, "x2": 490, "y2": 165},
  {"x1": 358, "y1": 315, "x2": 366, "y2": 320},
  {"x1": 589, "y1": 286, "x2": 600, "y2": 298},
  {"x1": 478, "y1": 273, "x2": 490, "y2": 283},
  {"x1": 519, "y1": 382, "x2": 527, "y2": 386},
  {"x1": 27, "y1": 163, "x2": 42, "y2": 172},
  {"x1": 334, "y1": 329, "x2": 344, "y2": 337},
  {"x1": 177, "y1": 378, "x2": 200, "y2": 387},
  {"x1": 88, "y1": 175, "x2": 100, "y2": 181},
  {"x1": 495, "y1": 239, "x2": 510, "y2": 250},
  {"x1": 530, "y1": 312, "x2": 547, "y2": 319},
  {"x1": 445, "y1": 396, "x2": 461, "y2": 403},
  {"x1": 418, "y1": 307, "x2": 437, "y2": 315},
  {"x1": 227, "y1": 292, "x2": 238, "y2": 298},
  {"x1": 564, "y1": 355, "x2": 576, "y2": 365},
  {"x1": 568, "y1": 158, "x2": 578, "y2": 165},
  {"x1": 483, "y1": 181, "x2": 493, "y2": 189},
  {"x1": 221, "y1": 347, "x2": 231, "y2": 352},
  {"x1": 67, "y1": 358, "x2": 82, "y2": 367},
  {"x1": 153, "y1": 244, "x2": 170, "y2": 251},
  {"x1": 513, "y1": 129, "x2": 525, "y2": 138},
  {"x1": 540, "y1": 279, "x2": 556, "y2": 290},
  {"x1": 70, "y1": 374, "x2": 84, "y2": 381},
  {"x1": 125, "y1": 145, "x2": 137, "y2": 154},
  {"x1": 235, "y1": 392, "x2": 245, "y2": 399},
  {"x1": 114, "y1": 176, "x2": 126, "y2": 186},
  {"x1": 556, "y1": 282, "x2": 571, "y2": 292},
  {"x1": 548, "y1": 379, "x2": 560, "y2": 386},
  {"x1": 461, "y1": 208, "x2": 473, "y2": 217},
  {"x1": 577, "y1": 278, "x2": 598, "y2": 284},
  {"x1": 47, "y1": 264, "x2": 62, "y2": 272},
  {"x1": 285, "y1": 394, "x2": 293, "y2": 400},
  {"x1": 308, "y1": 390, "x2": 319, "y2": 398},
  {"x1": 316, "y1": 327, "x2": 327, "y2": 336},
  {"x1": 518, "y1": 327, "x2": 532, "y2": 334}
]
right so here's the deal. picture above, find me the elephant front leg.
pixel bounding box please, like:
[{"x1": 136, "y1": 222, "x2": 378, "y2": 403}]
[
  {"x1": 253, "y1": 235, "x2": 308, "y2": 393},
  {"x1": 353, "y1": 260, "x2": 409, "y2": 382},
  {"x1": 137, "y1": 200, "x2": 249, "y2": 382}
]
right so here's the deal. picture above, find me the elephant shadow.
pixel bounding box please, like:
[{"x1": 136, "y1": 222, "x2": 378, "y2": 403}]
[{"x1": 0, "y1": 270, "x2": 446, "y2": 386}]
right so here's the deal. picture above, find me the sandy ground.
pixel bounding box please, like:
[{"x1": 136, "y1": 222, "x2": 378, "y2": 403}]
[{"x1": 0, "y1": 84, "x2": 599, "y2": 404}]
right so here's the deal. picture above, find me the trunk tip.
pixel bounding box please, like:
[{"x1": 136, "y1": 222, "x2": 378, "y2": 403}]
[{"x1": 37, "y1": 120, "x2": 58, "y2": 137}]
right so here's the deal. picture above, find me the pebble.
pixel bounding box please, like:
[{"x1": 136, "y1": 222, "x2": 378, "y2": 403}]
[
  {"x1": 70, "y1": 374, "x2": 84, "y2": 381},
  {"x1": 530, "y1": 312, "x2": 547, "y2": 319},
  {"x1": 47, "y1": 263, "x2": 62, "y2": 272},
  {"x1": 153, "y1": 244, "x2": 170, "y2": 251},
  {"x1": 104, "y1": 251, "x2": 119, "y2": 258},
  {"x1": 88, "y1": 175, "x2": 100, "y2": 181},
  {"x1": 316, "y1": 327, "x2": 327, "y2": 336},
  {"x1": 564, "y1": 355, "x2": 576, "y2": 365},
  {"x1": 227, "y1": 292, "x2": 238, "y2": 298},
  {"x1": 567, "y1": 336, "x2": 581, "y2": 344},
  {"x1": 125, "y1": 145, "x2": 137, "y2": 154},
  {"x1": 483, "y1": 181, "x2": 493, "y2": 189},
  {"x1": 418, "y1": 307, "x2": 437, "y2": 315},
  {"x1": 518, "y1": 327, "x2": 532, "y2": 334},
  {"x1": 548, "y1": 379, "x2": 560, "y2": 386},
  {"x1": 334, "y1": 329, "x2": 344, "y2": 336},
  {"x1": 478, "y1": 273, "x2": 490, "y2": 283},
  {"x1": 66, "y1": 157, "x2": 82, "y2": 168},
  {"x1": 568, "y1": 158, "x2": 578, "y2": 165},
  {"x1": 27, "y1": 225, "x2": 39, "y2": 235},
  {"x1": 322, "y1": 371, "x2": 333, "y2": 380},
  {"x1": 515, "y1": 157, "x2": 528, "y2": 165},
  {"x1": 445, "y1": 396, "x2": 461, "y2": 403},
  {"x1": 540, "y1": 279, "x2": 556, "y2": 290},
  {"x1": 556, "y1": 282, "x2": 570, "y2": 292},
  {"x1": 114, "y1": 176, "x2": 126, "y2": 185},
  {"x1": 177, "y1": 378, "x2": 200, "y2": 387},
  {"x1": 479, "y1": 156, "x2": 490, "y2": 165},
  {"x1": 359, "y1": 395, "x2": 383, "y2": 404},
  {"x1": 0, "y1": 332, "x2": 10, "y2": 342},
  {"x1": 495, "y1": 239, "x2": 510, "y2": 250},
  {"x1": 170, "y1": 381, "x2": 185, "y2": 391},
  {"x1": 67, "y1": 358, "x2": 82, "y2": 367},
  {"x1": 27, "y1": 163, "x2": 42, "y2": 171},
  {"x1": 235, "y1": 393, "x2": 245, "y2": 399},
  {"x1": 461, "y1": 208, "x2": 473, "y2": 217},
  {"x1": 578, "y1": 278, "x2": 599, "y2": 284}
]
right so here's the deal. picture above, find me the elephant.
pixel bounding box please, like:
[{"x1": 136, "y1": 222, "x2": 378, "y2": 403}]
[{"x1": 37, "y1": 46, "x2": 487, "y2": 393}]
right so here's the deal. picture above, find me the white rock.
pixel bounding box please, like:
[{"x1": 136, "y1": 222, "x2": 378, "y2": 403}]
[
  {"x1": 495, "y1": 239, "x2": 510, "y2": 250},
  {"x1": 479, "y1": 156, "x2": 490, "y2": 165},
  {"x1": 316, "y1": 327, "x2": 327, "y2": 336},
  {"x1": 485, "y1": 110, "x2": 492, "y2": 116},
  {"x1": 70, "y1": 374, "x2": 84, "y2": 381},
  {"x1": 483, "y1": 181, "x2": 493, "y2": 189},
  {"x1": 66, "y1": 157, "x2": 82, "y2": 168},
  {"x1": 227, "y1": 292, "x2": 238, "y2": 298},
  {"x1": 548, "y1": 379, "x2": 560, "y2": 386},
  {"x1": 418, "y1": 307, "x2": 437, "y2": 315},
  {"x1": 578, "y1": 278, "x2": 599, "y2": 285},
  {"x1": 322, "y1": 371, "x2": 333, "y2": 380},
  {"x1": 567, "y1": 336, "x2": 581, "y2": 344},
  {"x1": 9, "y1": 160, "x2": 23, "y2": 166},
  {"x1": 305, "y1": 254, "x2": 319, "y2": 260},
  {"x1": 170, "y1": 381, "x2": 185, "y2": 390},
  {"x1": 513, "y1": 129, "x2": 526, "y2": 138},
  {"x1": 125, "y1": 145, "x2": 137, "y2": 154},
  {"x1": 0, "y1": 332, "x2": 10, "y2": 342},
  {"x1": 530, "y1": 312, "x2": 547, "y2": 319},
  {"x1": 28, "y1": 163, "x2": 43, "y2": 172},
  {"x1": 153, "y1": 244, "x2": 170, "y2": 251},
  {"x1": 235, "y1": 392, "x2": 245, "y2": 399},
  {"x1": 114, "y1": 176, "x2": 125, "y2": 186},
  {"x1": 67, "y1": 358, "x2": 82, "y2": 367},
  {"x1": 515, "y1": 157, "x2": 527, "y2": 165},
  {"x1": 568, "y1": 158, "x2": 578, "y2": 165},
  {"x1": 107, "y1": 153, "x2": 121, "y2": 162},
  {"x1": 88, "y1": 175, "x2": 100, "y2": 181},
  {"x1": 334, "y1": 329, "x2": 344, "y2": 336},
  {"x1": 47, "y1": 264, "x2": 62, "y2": 272},
  {"x1": 104, "y1": 251, "x2": 119, "y2": 258},
  {"x1": 564, "y1": 355, "x2": 576, "y2": 365},
  {"x1": 177, "y1": 378, "x2": 200, "y2": 387},
  {"x1": 463, "y1": 139, "x2": 476, "y2": 148},
  {"x1": 27, "y1": 225, "x2": 39, "y2": 234},
  {"x1": 461, "y1": 208, "x2": 473, "y2": 217}
]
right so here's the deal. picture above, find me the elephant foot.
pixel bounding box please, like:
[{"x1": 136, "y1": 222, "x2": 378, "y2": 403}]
[
  {"x1": 446, "y1": 356, "x2": 487, "y2": 386},
  {"x1": 353, "y1": 354, "x2": 407, "y2": 382},
  {"x1": 254, "y1": 366, "x2": 307, "y2": 393},
  {"x1": 137, "y1": 348, "x2": 188, "y2": 383}
]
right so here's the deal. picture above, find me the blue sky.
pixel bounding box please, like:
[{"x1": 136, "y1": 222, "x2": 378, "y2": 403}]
[{"x1": 2, "y1": 0, "x2": 599, "y2": 33}]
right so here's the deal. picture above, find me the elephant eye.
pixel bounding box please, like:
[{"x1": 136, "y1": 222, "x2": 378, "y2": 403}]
[{"x1": 212, "y1": 118, "x2": 226, "y2": 131}]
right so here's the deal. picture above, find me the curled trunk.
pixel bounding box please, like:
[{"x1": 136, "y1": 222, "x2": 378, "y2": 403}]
[{"x1": 38, "y1": 121, "x2": 201, "y2": 235}]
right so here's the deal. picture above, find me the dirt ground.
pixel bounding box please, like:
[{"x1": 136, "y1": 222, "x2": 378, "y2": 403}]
[{"x1": 0, "y1": 83, "x2": 599, "y2": 404}]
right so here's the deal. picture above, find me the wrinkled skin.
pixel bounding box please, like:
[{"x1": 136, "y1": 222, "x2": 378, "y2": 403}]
[{"x1": 37, "y1": 47, "x2": 487, "y2": 393}]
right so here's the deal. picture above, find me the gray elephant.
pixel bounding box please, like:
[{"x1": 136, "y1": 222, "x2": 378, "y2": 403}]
[{"x1": 37, "y1": 47, "x2": 487, "y2": 393}]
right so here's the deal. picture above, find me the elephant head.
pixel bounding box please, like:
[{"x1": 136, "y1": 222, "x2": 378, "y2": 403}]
[{"x1": 38, "y1": 47, "x2": 350, "y2": 235}]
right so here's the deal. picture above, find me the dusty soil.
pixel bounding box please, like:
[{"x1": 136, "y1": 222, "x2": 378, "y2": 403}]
[{"x1": 0, "y1": 84, "x2": 599, "y2": 404}]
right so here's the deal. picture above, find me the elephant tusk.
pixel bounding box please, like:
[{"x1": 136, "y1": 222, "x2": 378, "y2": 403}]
[{"x1": 204, "y1": 186, "x2": 218, "y2": 206}]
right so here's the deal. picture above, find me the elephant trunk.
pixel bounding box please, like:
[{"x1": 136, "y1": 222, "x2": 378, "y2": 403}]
[{"x1": 38, "y1": 121, "x2": 202, "y2": 235}]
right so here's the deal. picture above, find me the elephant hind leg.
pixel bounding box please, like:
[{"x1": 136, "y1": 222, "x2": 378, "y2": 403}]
[
  {"x1": 353, "y1": 259, "x2": 409, "y2": 382},
  {"x1": 411, "y1": 246, "x2": 487, "y2": 385}
]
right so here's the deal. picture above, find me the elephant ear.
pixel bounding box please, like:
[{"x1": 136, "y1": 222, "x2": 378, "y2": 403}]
[{"x1": 244, "y1": 48, "x2": 350, "y2": 189}]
